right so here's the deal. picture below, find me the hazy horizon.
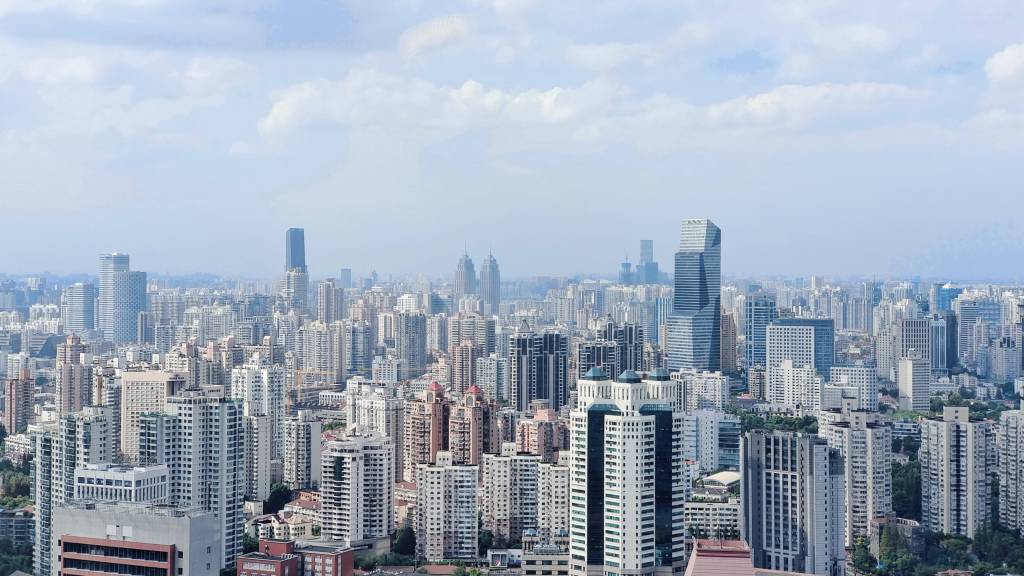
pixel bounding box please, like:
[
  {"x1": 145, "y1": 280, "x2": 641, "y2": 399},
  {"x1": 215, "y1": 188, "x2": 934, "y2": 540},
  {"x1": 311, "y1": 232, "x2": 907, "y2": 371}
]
[{"x1": 2, "y1": 1, "x2": 1023, "y2": 280}]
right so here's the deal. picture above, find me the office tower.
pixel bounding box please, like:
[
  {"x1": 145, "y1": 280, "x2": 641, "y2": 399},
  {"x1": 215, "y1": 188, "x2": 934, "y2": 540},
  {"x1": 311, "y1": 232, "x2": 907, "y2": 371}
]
[
  {"x1": 320, "y1": 432, "x2": 394, "y2": 547},
  {"x1": 480, "y1": 252, "x2": 501, "y2": 316},
  {"x1": 819, "y1": 406, "x2": 892, "y2": 546},
  {"x1": 448, "y1": 386, "x2": 499, "y2": 466},
  {"x1": 569, "y1": 369, "x2": 687, "y2": 576},
  {"x1": 52, "y1": 501, "x2": 222, "y2": 576},
  {"x1": 509, "y1": 329, "x2": 569, "y2": 412},
  {"x1": 475, "y1": 353, "x2": 508, "y2": 402},
  {"x1": 231, "y1": 353, "x2": 286, "y2": 459},
  {"x1": 244, "y1": 414, "x2": 273, "y2": 501},
  {"x1": 453, "y1": 252, "x2": 477, "y2": 306},
  {"x1": 396, "y1": 312, "x2": 428, "y2": 377},
  {"x1": 344, "y1": 320, "x2": 373, "y2": 376},
  {"x1": 55, "y1": 334, "x2": 91, "y2": 415},
  {"x1": 120, "y1": 369, "x2": 186, "y2": 462},
  {"x1": 829, "y1": 365, "x2": 878, "y2": 411},
  {"x1": 741, "y1": 431, "x2": 844, "y2": 576},
  {"x1": 666, "y1": 219, "x2": 721, "y2": 372},
  {"x1": 343, "y1": 380, "x2": 405, "y2": 479},
  {"x1": 930, "y1": 282, "x2": 963, "y2": 315},
  {"x1": 61, "y1": 282, "x2": 96, "y2": 333},
  {"x1": 897, "y1": 351, "x2": 930, "y2": 412},
  {"x1": 766, "y1": 318, "x2": 834, "y2": 404},
  {"x1": 283, "y1": 410, "x2": 323, "y2": 491},
  {"x1": 451, "y1": 340, "x2": 483, "y2": 395},
  {"x1": 997, "y1": 411, "x2": 1024, "y2": 537},
  {"x1": 671, "y1": 368, "x2": 730, "y2": 411},
  {"x1": 721, "y1": 311, "x2": 737, "y2": 374},
  {"x1": 98, "y1": 253, "x2": 146, "y2": 344},
  {"x1": 481, "y1": 443, "x2": 540, "y2": 543},
  {"x1": 601, "y1": 317, "x2": 644, "y2": 374},
  {"x1": 448, "y1": 313, "x2": 497, "y2": 355},
  {"x1": 638, "y1": 239, "x2": 660, "y2": 284},
  {"x1": 930, "y1": 313, "x2": 957, "y2": 373},
  {"x1": 415, "y1": 451, "x2": 478, "y2": 561},
  {"x1": 3, "y1": 369, "x2": 32, "y2": 434},
  {"x1": 403, "y1": 383, "x2": 449, "y2": 481},
  {"x1": 317, "y1": 278, "x2": 345, "y2": 324},
  {"x1": 919, "y1": 406, "x2": 992, "y2": 537},
  {"x1": 895, "y1": 318, "x2": 931, "y2": 364},
  {"x1": 138, "y1": 391, "x2": 245, "y2": 568},
  {"x1": 33, "y1": 407, "x2": 113, "y2": 576},
  {"x1": 955, "y1": 296, "x2": 1001, "y2": 361},
  {"x1": 682, "y1": 409, "x2": 742, "y2": 474},
  {"x1": 98, "y1": 252, "x2": 129, "y2": 342},
  {"x1": 285, "y1": 227, "x2": 307, "y2": 272}
]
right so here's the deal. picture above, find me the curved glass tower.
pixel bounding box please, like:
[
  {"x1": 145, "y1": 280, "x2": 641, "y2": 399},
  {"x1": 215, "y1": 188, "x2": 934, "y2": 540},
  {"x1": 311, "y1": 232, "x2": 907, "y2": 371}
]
[{"x1": 666, "y1": 219, "x2": 721, "y2": 371}]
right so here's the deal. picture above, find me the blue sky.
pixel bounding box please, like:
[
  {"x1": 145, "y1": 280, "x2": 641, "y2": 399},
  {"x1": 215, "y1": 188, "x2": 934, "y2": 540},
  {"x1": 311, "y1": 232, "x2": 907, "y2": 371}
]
[{"x1": 1, "y1": 1, "x2": 1023, "y2": 280}]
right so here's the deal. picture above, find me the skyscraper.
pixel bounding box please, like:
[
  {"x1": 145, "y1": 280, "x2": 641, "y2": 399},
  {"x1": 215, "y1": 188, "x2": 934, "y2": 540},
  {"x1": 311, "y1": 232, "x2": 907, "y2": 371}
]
[
  {"x1": 317, "y1": 278, "x2": 344, "y2": 324},
  {"x1": 479, "y1": 252, "x2": 501, "y2": 316},
  {"x1": 320, "y1": 432, "x2": 394, "y2": 547},
  {"x1": 285, "y1": 227, "x2": 307, "y2": 273},
  {"x1": 509, "y1": 329, "x2": 569, "y2": 412},
  {"x1": 742, "y1": 431, "x2": 844, "y2": 576},
  {"x1": 61, "y1": 282, "x2": 96, "y2": 334},
  {"x1": 396, "y1": 312, "x2": 428, "y2": 377},
  {"x1": 453, "y1": 252, "x2": 477, "y2": 307},
  {"x1": 919, "y1": 406, "x2": 992, "y2": 537},
  {"x1": 98, "y1": 253, "x2": 145, "y2": 344},
  {"x1": 638, "y1": 239, "x2": 659, "y2": 284},
  {"x1": 55, "y1": 334, "x2": 92, "y2": 415},
  {"x1": 744, "y1": 294, "x2": 778, "y2": 372},
  {"x1": 569, "y1": 368, "x2": 687, "y2": 576},
  {"x1": 666, "y1": 219, "x2": 721, "y2": 372}
]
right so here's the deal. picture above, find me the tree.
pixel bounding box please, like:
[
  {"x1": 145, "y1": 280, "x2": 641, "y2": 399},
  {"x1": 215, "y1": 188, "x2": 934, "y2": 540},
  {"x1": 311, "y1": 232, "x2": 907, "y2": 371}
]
[
  {"x1": 453, "y1": 565, "x2": 468, "y2": 576},
  {"x1": 393, "y1": 526, "x2": 416, "y2": 556},
  {"x1": 243, "y1": 533, "x2": 258, "y2": 553},
  {"x1": 478, "y1": 529, "x2": 494, "y2": 556},
  {"x1": 892, "y1": 460, "x2": 921, "y2": 521},
  {"x1": 852, "y1": 537, "x2": 876, "y2": 571},
  {"x1": 264, "y1": 483, "x2": 293, "y2": 514}
]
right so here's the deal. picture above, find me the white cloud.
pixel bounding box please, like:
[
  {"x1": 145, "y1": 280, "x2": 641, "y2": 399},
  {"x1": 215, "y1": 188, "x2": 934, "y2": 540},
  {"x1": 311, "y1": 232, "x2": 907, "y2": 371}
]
[
  {"x1": 566, "y1": 43, "x2": 657, "y2": 71},
  {"x1": 22, "y1": 55, "x2": 101, "y2": 84},
  {"x1": 985, "y1": 43, "x2": 1024, "y2": 83},
  {"x1": 398, "y1": 14, "x2": 472, "y2": 59}
]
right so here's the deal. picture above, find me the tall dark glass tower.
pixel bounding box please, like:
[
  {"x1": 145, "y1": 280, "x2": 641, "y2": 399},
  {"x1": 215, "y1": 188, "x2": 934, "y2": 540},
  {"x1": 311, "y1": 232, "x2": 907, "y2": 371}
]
[
  {"x1": 666, "y1": 219, "x2": 721, "y2": 371},
  {"x1": 285, "y1": 228, "x2": 306, "y2": 272}
]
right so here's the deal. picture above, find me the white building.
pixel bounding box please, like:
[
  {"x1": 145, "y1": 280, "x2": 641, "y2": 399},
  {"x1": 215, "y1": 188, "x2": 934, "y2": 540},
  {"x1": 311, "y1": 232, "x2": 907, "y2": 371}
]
[
  {"x1": 74, "y1": 463, "x2": 169, "y2": 503},
  {"x1": 475, "y1": 353, "x2": 508, "y2": 401},
  {"x1": 671, "y1": 368, "x2": 730, "y2": 411},
  {"x1": 283, "y1": 410, "x2": 323, "y2": 490},
  {"x1": 244, "y1": 414, "x2": 274, "y2": 501},
  {"x1": 231, "y1": 353, "x2": 286, "y2": 458},
  {"x1": 570, "y1": 368, "x2": 687, "y2": 576},
  {"x1": 997, "y1": 410, "x2": 1024, "y2": 537},
  {"x1": 897, "y1": 351, "x2": 930, "y2": 412},
  {"x1": 481, "y1": 443, "x2": 540, "y2": 543},
  {"x1": 683, "y1": 471, "x2": 741, "y2": 540},
  {"x1": 120, "y1": 369, "x2": 186, "y2": 462},
  {"x1": 742, "y1": 431, "x2": 844, "y2": 576},
  {"x1": 775, "y1": 360, "x2": 823, "y2": 413},
  {"x1": 537, "y1": 452, "x2": 571, "y2": 541},
  {"x1": 829, "y1": 365, "x2": 878, "y2": 411},
  {"x1": 682, "y1": 409, "x2": 741, "y2": 475},
  {"x1": 919, "y1": 406, "x2": 991, "y2": 538},
  {"x1": 138, "y1": 390, "x2": 246, "y2": 568},
  {"x1": 342, "y1": 379, "x2": 405, "y2": 479},
  {"x1": 415, "y1": 451, "x2": 478, "y2": 561},
  {"x1": 320, "y1": 431, "x2": 394, "y2": 547},
  {"x1": 818, "y1": 404, "x2": 892, "y2": 546}
]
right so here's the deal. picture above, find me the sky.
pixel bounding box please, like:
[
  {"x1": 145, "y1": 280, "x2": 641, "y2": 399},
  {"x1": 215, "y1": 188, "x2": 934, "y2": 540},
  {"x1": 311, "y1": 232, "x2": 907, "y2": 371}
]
[{"x1": 1, "y1": 1, "x2": 1024, "y2": 281}]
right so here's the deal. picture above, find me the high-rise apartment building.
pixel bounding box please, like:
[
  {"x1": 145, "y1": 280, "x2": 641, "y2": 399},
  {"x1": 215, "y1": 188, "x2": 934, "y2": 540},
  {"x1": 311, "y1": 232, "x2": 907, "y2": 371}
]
[
  {"x1": 448, "y1": 313, "x2": 496, "y2": 355},
  {"x1": 138, "y1": 391, "x2": 245, "y2": 568},
  {"x1": 819, "y1": 405, "x2": 892, "y2": 546},
  {"x1": 475, "y1": 353, "x2": 508, "y2": 402},
  {"x1": 919, "y1": 406, "x2": 992, "y2": 538},
  {"x1": 120, "y1": 369, "x2": 186, "y2": 462},
  {"x1": 667, "y1": 219, "x2": 722, "y2": 372},
  {"x1": 721, "y1": 311, "x2": 738, "y2": 374},
  {"x1": 481, "y1": 443, "x2": 540, "y2": 544},
  {"x1": 479, "y1": 252, "x2": 501, "y2": 316},
  {"x1": 766, "y1": 318, "x2": 834, "y2": 404},
  {"x1": 396, "y1": 312, "x2": 428, "y2": 377},
  {"x1": 231, "y1": 353, "x2": 286, "y2": 458},
  {"x1": 569, "y1": 368, "x2": 687, "y2": 576},
  {"x1": 321, "y1": 432, "x2": 394, "y2": 547},
  {"x1": 415, "y1": 451, "x2": 478, "y2": 561},
  {"x1": 3, "y1": 369, "x2": 32, "y2": 435},
  {"x1": 283, "y1": 410, "x2": 323, "y2": 490},
  {"x1": 448, "y1": 386, "x2": 499, "y2": 466},
  {"x1": 451, "y1": 340, "x2": 483, "y2": 395},
  {"x1": 343, "y1": 380, "x2": 405, "y2": 480},
  {"x1": 741, "y1": 431, "x2": 844, "y2": 576},
  {"x1": 403, "y1": 383, "x2": 449, "y2": 482},
  {"x1": 244, "y1": 413, "x2": 274, "y2": 501},
  {"x1": 996, "y1": 410, "x2": 1024, "y2": 537},
  {"x1": 828, "y1": 365, "x2": 878, "y2": 411},
  {"x1": 55, "y1": 334, "x2": 92, "y2": 415},
  {"x1": 509, "y1": 329, "x2": 569, "y2": 412},
  {"x1": 317, "y1": 278, "x2": 345, "y2": 324}
]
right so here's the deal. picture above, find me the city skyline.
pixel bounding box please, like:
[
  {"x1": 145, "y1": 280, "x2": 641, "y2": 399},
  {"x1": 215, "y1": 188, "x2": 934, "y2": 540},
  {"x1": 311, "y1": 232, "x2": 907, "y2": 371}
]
[{"x1": 1, "y1": 2, "x2": 1023, "y2": 278}]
